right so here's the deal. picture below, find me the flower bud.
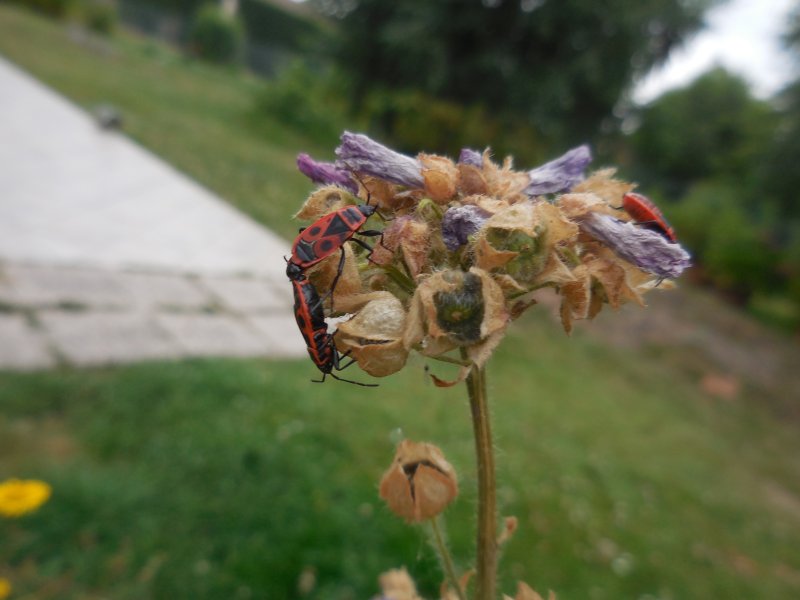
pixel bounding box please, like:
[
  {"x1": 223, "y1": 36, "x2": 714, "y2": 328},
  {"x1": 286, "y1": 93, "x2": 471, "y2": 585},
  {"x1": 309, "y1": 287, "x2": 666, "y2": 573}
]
[
  {"x1": 375, "y1": 567, "x2": 421, "y2": 600},
  {"x1": 379, "y1": 440, "x2": 458, "y2": 523}
]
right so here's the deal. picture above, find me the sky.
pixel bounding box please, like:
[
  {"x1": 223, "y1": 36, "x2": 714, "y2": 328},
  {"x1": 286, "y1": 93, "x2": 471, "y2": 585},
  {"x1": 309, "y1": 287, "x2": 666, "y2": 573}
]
[{"x1": 632, "y1": 0, "x2": 798, "y2": 104}]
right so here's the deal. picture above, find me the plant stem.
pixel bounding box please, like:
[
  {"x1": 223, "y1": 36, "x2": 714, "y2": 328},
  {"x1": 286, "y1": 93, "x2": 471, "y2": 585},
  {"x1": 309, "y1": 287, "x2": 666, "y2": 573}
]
[
  {"x1": 430, "y1": 516, "x2": 467, "y2": 600},
  {"x1": 462, "y1": 350, "x2": 497, "y2": 600}
]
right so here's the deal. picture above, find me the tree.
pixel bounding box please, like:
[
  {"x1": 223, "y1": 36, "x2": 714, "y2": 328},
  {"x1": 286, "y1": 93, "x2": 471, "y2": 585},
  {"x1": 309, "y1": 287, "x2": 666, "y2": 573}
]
[
  {"x1": 759, "y1": 3, "x2": 800, "y2": 219},
  {"x1": 315, "y1": 0, "x2": 718, "y2": 145},
  {"x1": 631, "y1": 67, "x2": 776, "y2": 197}
]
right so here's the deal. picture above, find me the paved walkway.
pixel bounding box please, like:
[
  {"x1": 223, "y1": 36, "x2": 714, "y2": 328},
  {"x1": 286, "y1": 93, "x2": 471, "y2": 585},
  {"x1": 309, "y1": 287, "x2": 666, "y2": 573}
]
[{"x1": 0, "y1": 56, "x2": 305, "y2": 369}]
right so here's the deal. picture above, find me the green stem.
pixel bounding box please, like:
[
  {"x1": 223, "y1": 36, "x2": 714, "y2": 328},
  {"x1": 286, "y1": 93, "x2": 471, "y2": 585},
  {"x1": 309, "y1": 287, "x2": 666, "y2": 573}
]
[
  {"x1": 430, "y1": 516, "x2": 467, "y2": 600},
  {"x1": 462, "y1": 349, "x2": 497, "y2": 600}
]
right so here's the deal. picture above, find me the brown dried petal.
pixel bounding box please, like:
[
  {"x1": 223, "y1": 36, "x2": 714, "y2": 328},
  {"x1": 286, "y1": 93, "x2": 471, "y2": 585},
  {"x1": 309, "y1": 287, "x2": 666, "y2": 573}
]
[
  {"x1": 482, "y1": 202, "x2": 538, "y2": 235},
  {"x1": 294, "y1": 185, "x2": 353, "y2": 221},
  {"x1": 461, "y1": 194, "x2": 508, "y2": 215},
  {"x1": 457, "y1": 162, "x2": 488, "y2": 196},
  {"x1": 379, "y1": 440, "x2": 458, "y2": 523},
  {"x1": 481, "y1": 151, "x2": 530, "y2": 204},
  {"x1": 559, "y1": 264, "x2": 590, "y2": 334},
  {"x1": 475, "y1": 235, "x2": 518, "y2": 271},
  {"x1": 571, "y1": 168, "x2": 634, "y2": 207},
  {"x1": 557, "y1": 192, "x2": 610, "y2": 218},
  {"x1": 419, "y1": 154, "x2": 458, "y2": 203},
  {"x1": 584, "y1": 254, "x2": 628, "y2": 309},
  {"x1": 534, "y1": 201, "x2": 578, "y2": 245},
  {"x1": 534, "y1": 253, "x2": 577, "y2": 287}
]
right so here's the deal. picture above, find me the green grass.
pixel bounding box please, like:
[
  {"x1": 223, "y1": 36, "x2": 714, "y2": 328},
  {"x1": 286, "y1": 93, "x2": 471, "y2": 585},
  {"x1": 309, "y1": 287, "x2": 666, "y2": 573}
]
[
  {"x1": 0, "y1": 4, "x2": 341, "y2": 241},
  {"x1": 2, "y1": 5, "x2": 800, "y2": 599},
  {"x1": 2, "y1": 310, "x2": 800, "y2": 599}
]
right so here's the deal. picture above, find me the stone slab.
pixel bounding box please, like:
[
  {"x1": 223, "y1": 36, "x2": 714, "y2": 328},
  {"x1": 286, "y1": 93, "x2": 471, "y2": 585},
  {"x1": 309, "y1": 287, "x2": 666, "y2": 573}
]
[
  {"x1": 39, "y1": 310, "x2": 181, "y2": 366},
  {"x1": 156, "y1": 313, "x2": 271, "y2": 357},
  {"x1": 0, "y1": 264, "x2": 131, "y2": 308},
  {"x1": 120, "y1": 271, "x2": 212, "y2": 310},
  {"x1": 0, "y1": 56, "x2": 291, "y2": 277},
  {"x1": 0, "y1": 313, "x2": 56, "y2": 370},
  {"x1": 201, "y1": 275, "x2": 291, "y2": 313},
  {"x1": 247, "y1": 313, "x2": 308, "y2": 358}
]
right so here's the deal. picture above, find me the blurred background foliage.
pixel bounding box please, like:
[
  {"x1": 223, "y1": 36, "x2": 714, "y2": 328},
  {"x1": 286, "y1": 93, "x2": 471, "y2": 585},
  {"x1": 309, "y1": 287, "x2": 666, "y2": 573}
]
[{"x1": 10, "y1": 0, "x2": 797, "y2": 327}]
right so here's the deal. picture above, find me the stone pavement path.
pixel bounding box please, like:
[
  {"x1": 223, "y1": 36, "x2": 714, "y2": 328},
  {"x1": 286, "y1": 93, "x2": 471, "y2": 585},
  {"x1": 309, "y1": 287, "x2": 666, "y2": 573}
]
[{"x1": 0, "y1": 56, "x2": 306, "y2": 369}]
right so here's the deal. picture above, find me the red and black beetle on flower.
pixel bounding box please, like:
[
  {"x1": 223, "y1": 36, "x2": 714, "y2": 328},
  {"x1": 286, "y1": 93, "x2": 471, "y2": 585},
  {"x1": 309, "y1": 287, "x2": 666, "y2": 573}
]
[
  {"x1": 621, "y1": 192, "x2": 677, "y2": 243},
  {"x1": 285, "y1": 261, "x2": 376, "y2": 387}
]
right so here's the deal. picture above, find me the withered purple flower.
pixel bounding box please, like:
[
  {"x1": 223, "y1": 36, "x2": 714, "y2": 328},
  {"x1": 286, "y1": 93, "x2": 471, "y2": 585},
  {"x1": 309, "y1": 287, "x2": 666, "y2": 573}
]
[
  {"x1": 525, "y1": 144, "x2": 592, "y2": 196},
  {"x1": 577, "y1": 212, "x2": 691, "y2": 279},
  {"x1": 441, "y1": 205, "x2": 491, "y2": 251},
  {"x1": 335, "y1": 131, "x2": 424, "y2": 188},
  {"x1": 458, "y1": 148, "x2": 483, "y2": 167},
  {"x1": 296, "y1": 153, "x2": 358, "y2": 194}
]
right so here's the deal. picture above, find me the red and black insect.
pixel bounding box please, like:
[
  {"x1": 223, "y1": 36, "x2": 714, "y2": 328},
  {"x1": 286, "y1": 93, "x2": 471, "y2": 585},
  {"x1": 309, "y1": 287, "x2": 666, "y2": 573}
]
[
  {"x1": 286, "y1": 261, "x2": 376, "y2": 387},
  {"x1": 621, "y1": 192, "x2": 677, "y2": 243},
  {"x1": 290, "y1": 203, "x2": 383, "y2": 270}
]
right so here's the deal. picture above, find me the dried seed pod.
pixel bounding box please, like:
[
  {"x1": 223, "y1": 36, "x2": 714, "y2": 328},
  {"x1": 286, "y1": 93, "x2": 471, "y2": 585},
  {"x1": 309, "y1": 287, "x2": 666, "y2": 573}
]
[
  {"x1": 371, "y1": 216, "x2": 431, "y2": 278},
  {"x1": 475, "y1": 203, "x2": 549, "y2": 284},
  {"x1": 379, "y1": 440, "x2": 458, "y2": 523},
  {"x1": 404, "y1": 268, "x2": 507, "y2": 352},
  {"x1": 334, "y1": 293, "x2": 408, "y2": 377}
]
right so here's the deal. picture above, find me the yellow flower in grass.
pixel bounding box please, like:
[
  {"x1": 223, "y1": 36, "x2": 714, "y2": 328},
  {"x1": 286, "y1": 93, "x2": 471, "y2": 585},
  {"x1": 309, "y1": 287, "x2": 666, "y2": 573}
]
[
  {"x1": 0, "y1": 578, "x2": 10, "y2": 600},
  {"x1": 0, "y1": 478, "x2": 52, "y2": 518}
]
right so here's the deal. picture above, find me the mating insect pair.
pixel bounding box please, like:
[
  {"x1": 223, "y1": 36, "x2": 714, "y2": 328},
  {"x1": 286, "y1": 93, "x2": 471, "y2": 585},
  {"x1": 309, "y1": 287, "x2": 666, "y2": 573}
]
[{"x1": 285, "y1": 201, "x2": 383, "y2": 387}]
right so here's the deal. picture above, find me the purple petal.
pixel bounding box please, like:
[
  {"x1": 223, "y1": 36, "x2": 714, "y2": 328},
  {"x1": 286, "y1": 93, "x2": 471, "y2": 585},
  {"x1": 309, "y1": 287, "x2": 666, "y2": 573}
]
[
  {"x1": 577, "y1": 212, "x2": 691, "y2": 279},
  {"x1": 441, "y1": 205, "x2": 491, "y2": 251},
  {"x1": 458, "y1": 148, "x2": 483, "y2": 167},
  {"x1": 525, "y1": 144, "x2": 592, "y2": 196},
  {"x1": 335, "y1": 131, "x2": 424, "y2": 188},
  {"x1": 296, "y1": 153, "x2": 358, "y2": 194}
]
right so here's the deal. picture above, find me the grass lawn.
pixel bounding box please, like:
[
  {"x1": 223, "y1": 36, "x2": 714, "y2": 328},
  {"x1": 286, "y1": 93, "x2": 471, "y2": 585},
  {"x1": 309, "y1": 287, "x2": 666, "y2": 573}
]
[
  {"x1": 2, "y1": 4, "x2": 800, "y2": 599},
  {"x1": 2, "y1": 309, "x2": 800, "y2": 599}
]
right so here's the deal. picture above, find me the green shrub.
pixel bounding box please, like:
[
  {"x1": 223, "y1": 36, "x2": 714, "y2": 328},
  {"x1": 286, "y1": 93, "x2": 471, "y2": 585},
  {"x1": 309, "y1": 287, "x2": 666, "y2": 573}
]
[
  {"x1": 669, "y1": 180, "x2": 780, "y2": 300},
  {"x1": 10, "y1": 0, "x2": 72, "y2": 18},
  {"x1": 256, "y1": 62, "x2": 353, "y2": 145},
  {"x1": 188, "y1": 4, "x2": 243, "y2": 64},
  {"x1": 81, "y1": 0, "x2": 116, "y2": 35}
]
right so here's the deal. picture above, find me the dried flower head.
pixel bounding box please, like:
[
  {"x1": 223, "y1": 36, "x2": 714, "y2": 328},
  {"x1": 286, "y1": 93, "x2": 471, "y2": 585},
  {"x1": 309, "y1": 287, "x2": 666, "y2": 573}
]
[
  {"x1": 290, "y1": 132, "x2": 691, "y2": 381},
  {"x1": 379, "y1": 440, "x2": 458, "y2": 523}
]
